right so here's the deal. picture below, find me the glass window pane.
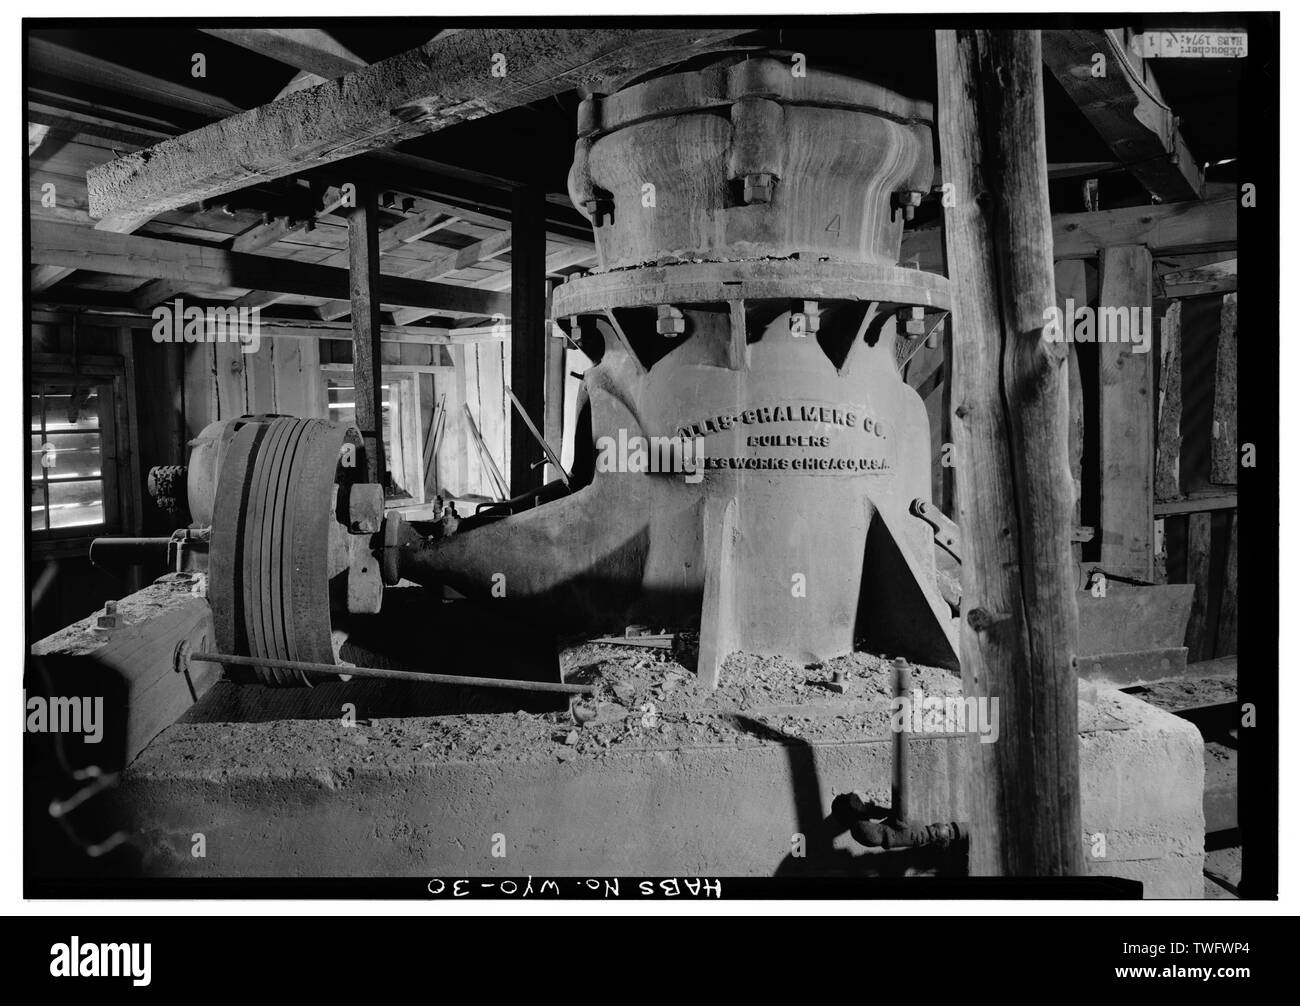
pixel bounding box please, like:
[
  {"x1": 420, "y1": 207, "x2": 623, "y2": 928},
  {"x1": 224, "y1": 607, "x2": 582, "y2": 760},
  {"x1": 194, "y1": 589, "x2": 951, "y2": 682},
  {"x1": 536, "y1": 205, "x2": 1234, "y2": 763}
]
[
  {"x1": 46, "y1": 479, "x2": 105, "y2": 530},
  {"x1": 42, "y1": 386, "x2": 102, "y2": 432},
  {"x1": 34, "y1": 431, "x2": 102, "y2": 479},
  {"x1": 30, "y1": 435, "x2": 46, "y2": 480},
  {"x1": 29, "y1": 483, "x2": 47, "y2": 532}
]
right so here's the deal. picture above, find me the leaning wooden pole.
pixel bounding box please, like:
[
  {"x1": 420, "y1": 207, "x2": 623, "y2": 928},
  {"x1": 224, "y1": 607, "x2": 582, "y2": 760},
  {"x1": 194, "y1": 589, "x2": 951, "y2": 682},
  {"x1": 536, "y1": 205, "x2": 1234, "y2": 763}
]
[{"x1": 935, "y1": 29, "x2": 1084, "y2": 876}]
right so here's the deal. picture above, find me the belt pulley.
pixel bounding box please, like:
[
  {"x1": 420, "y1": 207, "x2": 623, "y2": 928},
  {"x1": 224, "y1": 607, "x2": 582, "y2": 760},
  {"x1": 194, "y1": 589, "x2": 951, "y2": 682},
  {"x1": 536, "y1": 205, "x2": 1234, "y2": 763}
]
[{"x1": 208, "y1": 417, "x2": 365, "y2": 686}]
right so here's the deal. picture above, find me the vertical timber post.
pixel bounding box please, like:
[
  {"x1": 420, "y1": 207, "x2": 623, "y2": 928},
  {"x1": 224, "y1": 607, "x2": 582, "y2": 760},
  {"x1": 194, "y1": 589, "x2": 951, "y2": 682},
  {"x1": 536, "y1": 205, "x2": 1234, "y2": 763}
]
[
  {"x1": 935, "y1": 29, "x2": 1084, "y2": 877},
  {"x1": 543, "y1": 281, "x2": 566, "y2": 484},
  {"x1": 1098, "y1": 245, "x2": 1154, "y2": 581},
  {"x1": 348, "y1": 182, "x2": 386, "y2": 488},
  {"x1": 510, "y1": 185, "x2": 547, "y2": 497}
]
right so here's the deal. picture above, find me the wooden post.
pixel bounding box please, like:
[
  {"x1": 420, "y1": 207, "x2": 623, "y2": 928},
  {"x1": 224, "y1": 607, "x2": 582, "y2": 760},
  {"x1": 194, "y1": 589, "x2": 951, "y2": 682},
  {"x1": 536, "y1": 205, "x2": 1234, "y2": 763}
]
[
  {"x1": 1098, "y1": 245, "x2": 1154, "y2": 581},
  {"x1": 1155, "y1": 300, "x2": 1183, "y2": 502},
  {"x1": 935, "y1": 28, "x2": 1084, "y2": 877},
  {"x1": 510, "y1": 185, "x2": 547, "y2": 497},
  {"x1": 1211, "y1": 292, "x2": 1238, "y2": 484},
  {"x1": 1185, "y1": 511, "x2": 1214, "y2": 661},
  {"x1": 348, "y1": 183, "x2": 386, "y2": 488},
  {"x1": 1054, "y1": 259, "x2": 1087, "y2": 562},
  {"x1": 543, "y1": 283, "x2": 567, "y2": 484}
]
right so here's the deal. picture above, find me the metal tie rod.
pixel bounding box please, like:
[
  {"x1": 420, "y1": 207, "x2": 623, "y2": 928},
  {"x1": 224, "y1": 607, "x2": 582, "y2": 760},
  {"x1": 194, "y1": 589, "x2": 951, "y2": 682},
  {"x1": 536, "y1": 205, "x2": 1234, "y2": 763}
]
[
  {"x1": 505, "y1": 384, "x2": 571, "y2": 487},
  {"x1": 192, "y1": 653, "x2": 592, "y2": 695}
]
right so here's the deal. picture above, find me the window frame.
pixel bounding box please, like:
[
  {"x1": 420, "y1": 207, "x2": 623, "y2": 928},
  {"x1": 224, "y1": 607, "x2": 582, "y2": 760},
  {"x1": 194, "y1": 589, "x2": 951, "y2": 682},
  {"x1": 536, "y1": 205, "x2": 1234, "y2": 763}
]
[{"x1": 29, "y1": 354, "x2": 131, "y2": 546}]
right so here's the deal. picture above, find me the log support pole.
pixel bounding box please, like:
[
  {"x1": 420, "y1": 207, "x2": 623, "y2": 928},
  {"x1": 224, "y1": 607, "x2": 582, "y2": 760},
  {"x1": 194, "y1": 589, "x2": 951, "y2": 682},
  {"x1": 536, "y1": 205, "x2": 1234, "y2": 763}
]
[{"x1": 935, "y1": 28, "x2": 1084, "y2": 877}]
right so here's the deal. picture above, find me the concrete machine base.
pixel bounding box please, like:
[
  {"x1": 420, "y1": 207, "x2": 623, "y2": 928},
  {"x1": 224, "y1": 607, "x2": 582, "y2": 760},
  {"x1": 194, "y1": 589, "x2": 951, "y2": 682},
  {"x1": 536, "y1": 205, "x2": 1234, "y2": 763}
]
[{"x1": 120, "y1": 656, "x2": 1203, "y2": 896}]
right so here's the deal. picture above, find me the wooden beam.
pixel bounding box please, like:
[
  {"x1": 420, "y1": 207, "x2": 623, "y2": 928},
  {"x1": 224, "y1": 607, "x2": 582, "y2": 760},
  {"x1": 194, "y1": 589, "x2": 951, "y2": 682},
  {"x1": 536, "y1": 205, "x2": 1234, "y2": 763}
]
[
  {"x1": 1042, "y1": 29, "x2": 1203, "y2": 202},
  {"x1": 86, "y1": 28, "x2": 748, "y2": 230},
  {"x1": 28, "y1": 37, "x2": 242, "y2": 121},
  {"x1": 1211, "y1": 292, "x2": 1238, "y2": 484},
  {"x1": 30, "y1": 222, "x2": 509, "y2": 317},
  {"x1": 936, "y1": 28, "x2": 1083, "y2": 877},
  {"x1": 1154, "y1": 491, "x2": 1236, "y2": 517},
  {"x1": 509, "y1": 187, "x2": 547, "y2": 496},
  {"x1": 26, "y1": 309, "x2": 502, "y2": 344},
  {"x1": 131, "y1": 278, "x2": 187, "y2": 311},
  {"x1": 351, "y1": 230, "x2": 513, "y2": 325},
  {"x1": 903, "y1": 198, "x2": 1236, "y2": 271},
  {"x1": 1097, "y1": 245, "x2": 1155, "y2": 581},
  {"x1": 1053, "y1": 196, "x2": 1236, "y2": 259},
  {"x1": 348, "y1": 185, "x2": 386, "y2": 487},
  {"x1": 416, "y1": 231, "x2": 514, "y2": 283},
  {"x1": 198, "y1": 28, "x2": 367, "y2": 79},
  {"x1": 31, "y1": 214, "x2": 145, "y2": 293},
  {"x1": 1161, "y1": 257, "x2": 1237, "y2": 299},
  {"x1": 243, "y1": 203, "x2": 466, "y2": 318},
  {"x1": 261, "y1": 323, "x2": 506, "y2": 344},
  {"x1": 229, "y1": 186, "x2": 351, "y2": 253}
]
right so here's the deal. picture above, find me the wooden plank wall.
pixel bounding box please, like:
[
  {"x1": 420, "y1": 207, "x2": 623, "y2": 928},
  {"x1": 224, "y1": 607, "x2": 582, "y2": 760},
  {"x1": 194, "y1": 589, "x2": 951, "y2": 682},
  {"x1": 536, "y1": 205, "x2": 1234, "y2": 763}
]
[
  {"x1": 1155, "y1": 288, "x2": 1239, "y2": 660},
  {"x1": 182, "y1": 338, "x2": 324, "y2": 440},
  {"x1": 205, "y1": 334, "x2": 515, "y2": 507},
  {"x1": 909, "y1": 236, "x2": 1236, "y2": 658}
]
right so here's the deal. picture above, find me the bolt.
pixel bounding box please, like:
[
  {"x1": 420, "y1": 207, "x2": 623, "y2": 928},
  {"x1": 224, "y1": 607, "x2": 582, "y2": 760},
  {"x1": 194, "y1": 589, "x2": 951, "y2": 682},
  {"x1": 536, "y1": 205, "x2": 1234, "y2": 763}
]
[
  {"x1": 742, "y1": 172, "x2": 777, "y2": 205},
  {"x1": 902, "y1": 306, "x2": 927, "y2": 338},
  {"x1": 95, "y1": 600, "x2": 120, "y2": 631},
  {"x1": 893, "y1": 190, "x2": 923, "y2": 222},
  {"x1": 656, "y1": 304, "x2": 685, "y2": 337},
  {"x1": 582, "y1": 197, "x2": 613, "y2": 226}
]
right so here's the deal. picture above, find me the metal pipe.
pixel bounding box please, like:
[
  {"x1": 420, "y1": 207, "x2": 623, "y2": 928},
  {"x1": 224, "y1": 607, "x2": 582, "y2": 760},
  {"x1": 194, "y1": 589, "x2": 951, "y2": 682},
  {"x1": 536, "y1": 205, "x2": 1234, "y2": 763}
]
[
  {"x1": 89, "y1": 536, "x2": 172, "y2": 568},
  {"x1": 191, "y1": 652, "x2": 593, "y2": 695},
  {"x1": 892, "y1": 655, "x2": 911, "y2": 824}
]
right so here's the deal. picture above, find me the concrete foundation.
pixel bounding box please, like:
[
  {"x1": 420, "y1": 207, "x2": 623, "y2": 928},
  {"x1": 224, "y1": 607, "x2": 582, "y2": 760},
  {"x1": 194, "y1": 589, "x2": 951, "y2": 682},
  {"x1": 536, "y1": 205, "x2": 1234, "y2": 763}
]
[{"x1": 118, "y1": 658, "x2": 1203, "y2": 896}]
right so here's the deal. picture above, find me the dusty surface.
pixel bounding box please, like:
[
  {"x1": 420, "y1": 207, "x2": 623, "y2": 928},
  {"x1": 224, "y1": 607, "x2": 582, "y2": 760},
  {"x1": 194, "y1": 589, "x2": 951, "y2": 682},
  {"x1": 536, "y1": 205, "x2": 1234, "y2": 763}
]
[
  {"x1": 135, "y1": 644, "x2": 962, "y2": 778},
  {"x1": 1125, "y1": 675, "x2": 1236, "y2": 712},
  {"x1": 138, "y1": 639, "x2": 1168, "y2": 777}
]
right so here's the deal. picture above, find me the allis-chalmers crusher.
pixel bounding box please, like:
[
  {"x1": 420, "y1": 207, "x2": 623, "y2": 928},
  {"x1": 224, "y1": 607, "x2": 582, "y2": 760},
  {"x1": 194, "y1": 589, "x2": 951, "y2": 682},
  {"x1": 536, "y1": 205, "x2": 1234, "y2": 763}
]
[{"x1": 177, "y1": 53, "x2": 958, "y2": 691}]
